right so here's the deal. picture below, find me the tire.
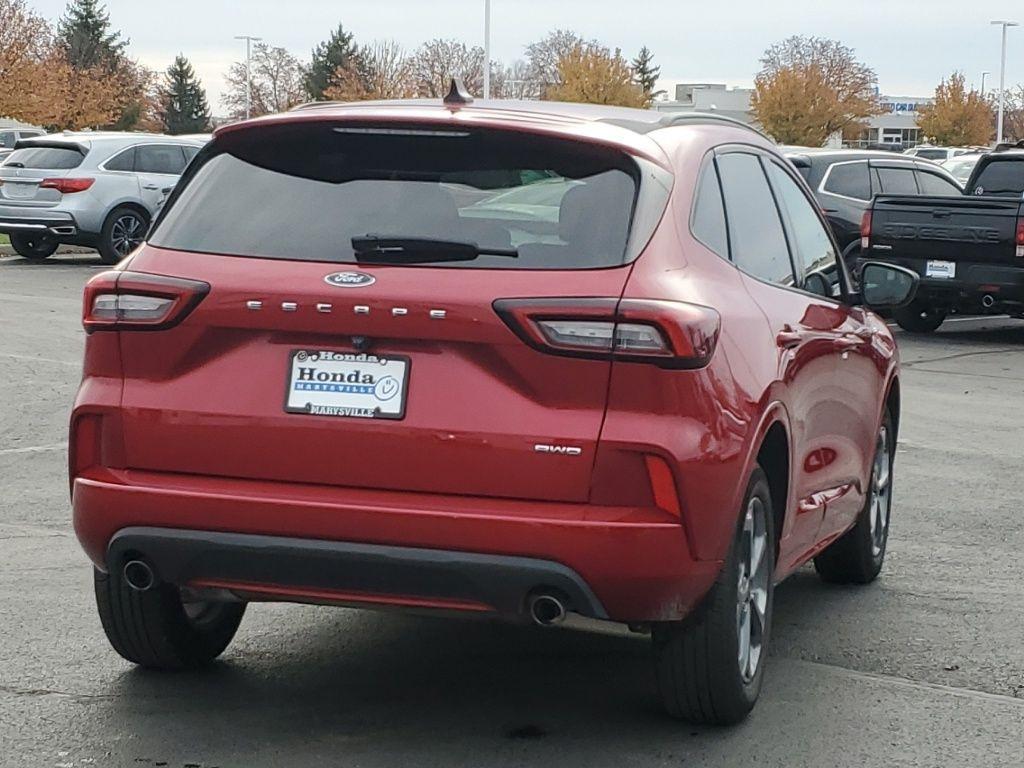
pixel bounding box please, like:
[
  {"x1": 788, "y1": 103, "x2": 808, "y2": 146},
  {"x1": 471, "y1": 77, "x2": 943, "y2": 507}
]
[
  {"x1": 652, "y1": 467, "x2": 775, "y2": 725},
  {"x1": 814, "y1": 408, "x2": 895, "y2": 584},
  {"x1": 94, "y1": 567, "x2": 246, "y2": 669},
  {"x1": 98, "y1": 206, "x2": 149, "y2": 264},
  {"x1": 9, "y1": 232, "x2": 58, "y2": 260},
  {"x1": 893, "y1": 301, "x2": 946, "y2": 333}
]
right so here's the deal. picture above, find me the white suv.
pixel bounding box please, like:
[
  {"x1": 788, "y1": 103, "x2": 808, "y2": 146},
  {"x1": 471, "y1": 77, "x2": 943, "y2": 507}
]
[{"x1": 0, "y1": 132, "x2": 206, "y2": 263}]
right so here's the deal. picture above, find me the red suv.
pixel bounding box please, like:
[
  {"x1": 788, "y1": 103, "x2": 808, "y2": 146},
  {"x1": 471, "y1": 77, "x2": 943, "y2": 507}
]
[{"x1": 71, "y1": 92, "x2": 918, "y2": 725}]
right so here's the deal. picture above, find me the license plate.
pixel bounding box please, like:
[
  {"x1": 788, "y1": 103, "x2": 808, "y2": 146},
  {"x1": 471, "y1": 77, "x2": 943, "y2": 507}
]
[
  {"x1": 285, "y1": 350, "x2": 409, "y2": 419},
  {"x1": 3, "y1": 182, "x2": 36, "y2": 199},
  {"x1": 926, "y1": 260, "x2": 956, "y2": 279}
]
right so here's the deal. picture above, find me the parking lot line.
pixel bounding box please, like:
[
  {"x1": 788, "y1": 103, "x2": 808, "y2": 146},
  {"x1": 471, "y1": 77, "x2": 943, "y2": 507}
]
[{"x1": 0, "y1": 442, "x2": 68, "y2": 456}]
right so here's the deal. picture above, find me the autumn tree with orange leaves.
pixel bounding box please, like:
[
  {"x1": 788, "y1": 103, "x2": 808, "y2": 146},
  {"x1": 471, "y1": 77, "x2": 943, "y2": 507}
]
[
  {"x1": 546, "y1": 45, "x2": 646, "y2": 108},
  {"x1": 752, "y1": 36, "x2": 882, "y2": 146},
  {"x1": 916, "y1": 73, "x2": 993, "y2": 146}
]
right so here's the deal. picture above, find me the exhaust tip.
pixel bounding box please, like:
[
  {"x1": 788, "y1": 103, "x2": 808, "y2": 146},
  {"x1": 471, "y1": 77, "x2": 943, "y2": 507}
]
[
  {"x1": 528, "y1": 593, "x2": 567, "y2": 626},
  {"x1": 123, "y1": 559, "x2": 155, "y2": 592},
  {"x1": 982, "y1": 294, "x2": 996, "y2": 308}
]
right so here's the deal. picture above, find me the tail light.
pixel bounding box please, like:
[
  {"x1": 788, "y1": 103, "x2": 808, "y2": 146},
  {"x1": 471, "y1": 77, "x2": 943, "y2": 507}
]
[
  {"x1": 83, "y1": 270, "x2": 210, "y2": 332},
  {"x1": 494, "y1": 298, "x2": 720, "y2": 369},
  {"x1": 1016, "y1": 217, "x2": 1024, "y2": 258},
  {"x1": 860, "y1": 210, "x2": 872, "y2": 251},
  {"x1": 40, "y1": 177, "x2": 94, "y2": 194}
]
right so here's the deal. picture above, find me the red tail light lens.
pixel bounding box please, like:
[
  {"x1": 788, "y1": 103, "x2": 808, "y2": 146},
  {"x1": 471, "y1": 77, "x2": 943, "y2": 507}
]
[
  {"x1": 1015, "y1": 218, "x2": 1024, "y2": 258},
  {"x1": 40, "y1": 177, "x2": 95, "y2": 194},
  {"x1": 860, "y1": 211, "x2": 872, "y2": 251},
  {"x1": 83, "y1": 270, "x2": 210, "y2": 332},
  {"x1": 494, "y1": 298, "x2": 720, "y2": 368}
]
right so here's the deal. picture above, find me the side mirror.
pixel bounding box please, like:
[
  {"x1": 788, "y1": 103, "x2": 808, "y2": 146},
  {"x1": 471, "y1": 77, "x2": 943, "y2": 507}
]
[
  {"x1": 859, "y1": 262, "x2": 919, "y2": 309},
  {"x1": 803, "y1": 271, "x2": 832, "y2": 298}
]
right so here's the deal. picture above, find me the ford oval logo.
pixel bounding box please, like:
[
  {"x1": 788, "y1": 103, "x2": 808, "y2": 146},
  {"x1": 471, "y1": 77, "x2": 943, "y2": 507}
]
[{"x1": 324, "y1": 271, "x2": 375, "y2": 288}]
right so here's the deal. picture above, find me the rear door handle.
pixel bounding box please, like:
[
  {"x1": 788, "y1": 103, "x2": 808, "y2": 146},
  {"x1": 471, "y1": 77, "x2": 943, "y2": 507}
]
[
  {"x1": 776, "y1": 325, "x2": 807, "y2": 349},
  {"x1": 142, "y1": 184, "x2": 160, "y2": 191}
]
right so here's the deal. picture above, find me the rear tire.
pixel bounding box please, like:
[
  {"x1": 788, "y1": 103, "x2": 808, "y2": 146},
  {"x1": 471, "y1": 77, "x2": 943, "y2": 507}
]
[
  {"x1": 814, "y1": 408, "x2": 895, "y2": 584},
  {"x1": 652, "y1": 467, "x2": 775, "y2": 725},
  {"x1": 893, "y1": 301, "x2": 946, "y2": 333},
  {"x1": 98, "y1": 206, "x2": 149, "y2": 264},
  {"x1": 9, "y1": 232, "x2": 58, "y2": 260},
  {"x1": 94, "y1": 567, "x2": 246, "y2": 669}
]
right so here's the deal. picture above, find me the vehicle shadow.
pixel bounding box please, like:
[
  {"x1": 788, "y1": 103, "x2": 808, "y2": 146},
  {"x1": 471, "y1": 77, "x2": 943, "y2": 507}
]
[
  {"x1": 91, "y1": 576, "x2": 849, "y2": 766},
  {"x1": 0, "y1": 251, "x2": 102, "y2": 269}
]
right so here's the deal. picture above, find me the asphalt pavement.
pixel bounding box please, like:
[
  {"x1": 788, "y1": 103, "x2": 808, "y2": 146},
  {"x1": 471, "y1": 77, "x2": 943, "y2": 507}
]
[{"x1": 2, "y1": 252, "x2": 1022, "y2": 767}]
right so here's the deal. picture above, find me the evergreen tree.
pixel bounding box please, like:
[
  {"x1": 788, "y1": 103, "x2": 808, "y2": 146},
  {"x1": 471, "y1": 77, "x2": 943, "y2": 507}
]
[
  {"x1": 305, "y1": 23, "x2": 363, "y2": 100},
  {"x1": 159, "y1": 54, "x2": 211, "y2": 134},
  {"x1": 631, "y1": 46, "x2": 664, "y2": 105},
  {"x1": 57, "y1": 0, "x2": 127, "y2": 70}
]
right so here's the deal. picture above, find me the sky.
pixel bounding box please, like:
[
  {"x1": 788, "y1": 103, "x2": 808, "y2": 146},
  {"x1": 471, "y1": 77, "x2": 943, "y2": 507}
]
[{"x1": 27, "y1": 0, "x2": 1024, "y2": 113}]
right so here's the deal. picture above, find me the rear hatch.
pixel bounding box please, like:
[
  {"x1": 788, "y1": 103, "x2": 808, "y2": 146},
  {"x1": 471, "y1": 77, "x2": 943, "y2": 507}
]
[
  {"x1": 0, "y1": 141, "x2": 88, "y2": 207},
  {"x1": 869, "y1": 194, "x2": 1024, "y2": 267},
  {"x1": 116, "y1": 118, "x2": 666, "y2": 503}
]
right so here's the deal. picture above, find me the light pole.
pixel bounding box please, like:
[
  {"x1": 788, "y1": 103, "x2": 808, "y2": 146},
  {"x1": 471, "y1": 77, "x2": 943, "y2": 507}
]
[
  {"x1": 483, "y1": 0, "x2": 491, "y2": 98},
  {"x1": 234, "y1": 35, "x2": 263, "y2": 119},
  {"x1": 991, "y1": 21, "x2": 1019, "y2": 144}
]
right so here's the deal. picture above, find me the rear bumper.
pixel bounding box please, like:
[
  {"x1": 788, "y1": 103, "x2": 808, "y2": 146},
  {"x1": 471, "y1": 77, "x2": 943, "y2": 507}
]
[
  {"x1": 0, "y1": 209, "x2": 78, "y2": 237},
  {"x1": 108, "y1": 527, "x2": 608, "y2": 619},
  {"x1": 73, "y1": 467, "x2": 722, "y2": 623},
  {"x1": 872, "y1": 256, "x2": 1024, "y2": 309}
]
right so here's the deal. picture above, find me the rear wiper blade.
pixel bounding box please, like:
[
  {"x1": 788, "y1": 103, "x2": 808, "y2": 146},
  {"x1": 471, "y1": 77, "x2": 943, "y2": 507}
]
[
  {"x1": 4, "y1": 162, "x2": 25, "y2": 168},
  {"x1": 351, "y1": 235, "x2": 518, "y2": 264}
]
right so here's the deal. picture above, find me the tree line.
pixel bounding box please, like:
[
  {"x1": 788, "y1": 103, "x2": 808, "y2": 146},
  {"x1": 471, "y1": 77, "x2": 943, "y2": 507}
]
[
  {"x1": 221, "y1": 26, "x2": 664, "y2": 118},
  {"x1": 752, "y1": 35, "x2": 1023, "y2": 147},
  {"x1": 3, "y1": 0, "x2": 1020, "y2": 147}
]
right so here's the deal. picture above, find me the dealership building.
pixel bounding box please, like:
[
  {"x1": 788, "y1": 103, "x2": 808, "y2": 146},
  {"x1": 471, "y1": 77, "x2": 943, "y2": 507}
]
[{"x1": 654, "y1": 84, "x2": 932, "y2": 148}]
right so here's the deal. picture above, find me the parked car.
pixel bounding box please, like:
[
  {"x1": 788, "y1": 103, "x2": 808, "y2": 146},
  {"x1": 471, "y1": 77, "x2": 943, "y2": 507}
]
[
  {"x1": 942, "y1": 152, "x2": 986, "y2": 184},
  {"x1": 863, "y1": 144, "x2": 1024, "y2": 332},
  {"x1": 903, "y1": 145, "x2": 980, "y2": 162},
  {"x1": 785, "y1": 149, "x2": 962, "y2": 265},
  {"x1": 0, "y1": 126, "x2": 45, "y2": 162},
  {"x1": 71, "y1": 94, "x2": 917, "y2": 725},
  {"x1": 0, "y1": 132, "x2": 204, "y2": 263}
]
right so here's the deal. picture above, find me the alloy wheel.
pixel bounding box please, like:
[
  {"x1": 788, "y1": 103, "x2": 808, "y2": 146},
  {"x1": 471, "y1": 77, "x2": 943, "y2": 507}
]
[
  {"x1": 736, "y1": 496, "x2": 770, "y2": 683},
  {"x1": 111, "y1": 214, "x2": 145, "y2": 257},
  {"x1": 868, "y1": 425, "x2": 893, "y2": 556}
]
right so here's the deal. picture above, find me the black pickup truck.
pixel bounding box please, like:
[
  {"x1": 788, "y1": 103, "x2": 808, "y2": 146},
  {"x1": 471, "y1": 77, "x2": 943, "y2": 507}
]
[{"x1": 862, "y1": 147, "x2": 1024, "y2": 332}]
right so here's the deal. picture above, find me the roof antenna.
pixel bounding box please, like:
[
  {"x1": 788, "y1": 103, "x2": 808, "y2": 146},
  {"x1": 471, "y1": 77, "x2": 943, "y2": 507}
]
[{"x1": 443, "y1": 78, "x2": 474, "y2": 109}]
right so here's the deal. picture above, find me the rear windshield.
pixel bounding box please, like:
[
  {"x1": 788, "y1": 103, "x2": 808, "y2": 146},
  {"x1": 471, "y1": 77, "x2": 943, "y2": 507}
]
[
  {"x1": 913, "y1": 149, "x2": 947, "y2": 161},
  {"x1": 970, "y1": 158, "x2": 1024, "y2": 197},
  {"x1": 1, "y1": 145, "x2": 84, "y2": 170},
  {"x1": 151, "y1": 123, "x2": 640, "y2": 269}
]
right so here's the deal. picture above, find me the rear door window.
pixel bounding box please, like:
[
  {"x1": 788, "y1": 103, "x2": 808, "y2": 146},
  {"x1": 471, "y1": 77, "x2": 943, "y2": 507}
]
[
  {"x1": 104, "y1": 147, "x2": 136, "y2": 172},
  {"x1": 135, "y1": 145, "x2": 188, "y2": 175},
  {"x1": 1, "y1": 145, "x2": 85, "y2": 169},
  {"x1": 876, "y1": 167, "x2": 919, "y2": 194},
  {"x1": 822, "y1": 161, "x2": 870, "y2": 200},
  {"x1": 917, "y1": 169, "x2": 961, "y2": 196},
  {"x1": 691, "y1": 161, "x2": 729, "y2": 258},
  {"x1": 971, "y1": 159, "x2": 1024, "y2": 196},
  {"x1": 715, "y1": 152, "x2": 795, "y2": 286},
  {"x1": 151, "y1": 124, "x2": 640, "y2": 270}
]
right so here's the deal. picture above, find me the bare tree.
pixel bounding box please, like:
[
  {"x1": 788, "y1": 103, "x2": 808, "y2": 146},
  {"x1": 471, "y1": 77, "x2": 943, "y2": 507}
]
[
  {"x1": 412, "y1": 39, "x2": 485, "y2": 97},
  {"x1": 360, "y1": 40, "x2": 416, "y2": 99},
  {"x1": 222, "y1": 42, "x2": 306, "y2": 119},
  {"x1": 524, "y1": 29, "x2": 604, "y2": 98},
  {"x1": 493, "y1": 59, "x2": 533, "y2": 100}
]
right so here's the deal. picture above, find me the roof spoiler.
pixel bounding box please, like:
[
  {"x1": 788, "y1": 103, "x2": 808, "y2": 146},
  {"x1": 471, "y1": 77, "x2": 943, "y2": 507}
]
[{"x1": 12, "y1": 138, "x2": 88, "y2": 154}]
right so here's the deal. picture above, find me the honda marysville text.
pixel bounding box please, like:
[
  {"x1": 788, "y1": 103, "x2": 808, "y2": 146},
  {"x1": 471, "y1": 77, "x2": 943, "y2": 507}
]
[{"x1": 71, "y1": 88, "x2": 918, "y2": 725}]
